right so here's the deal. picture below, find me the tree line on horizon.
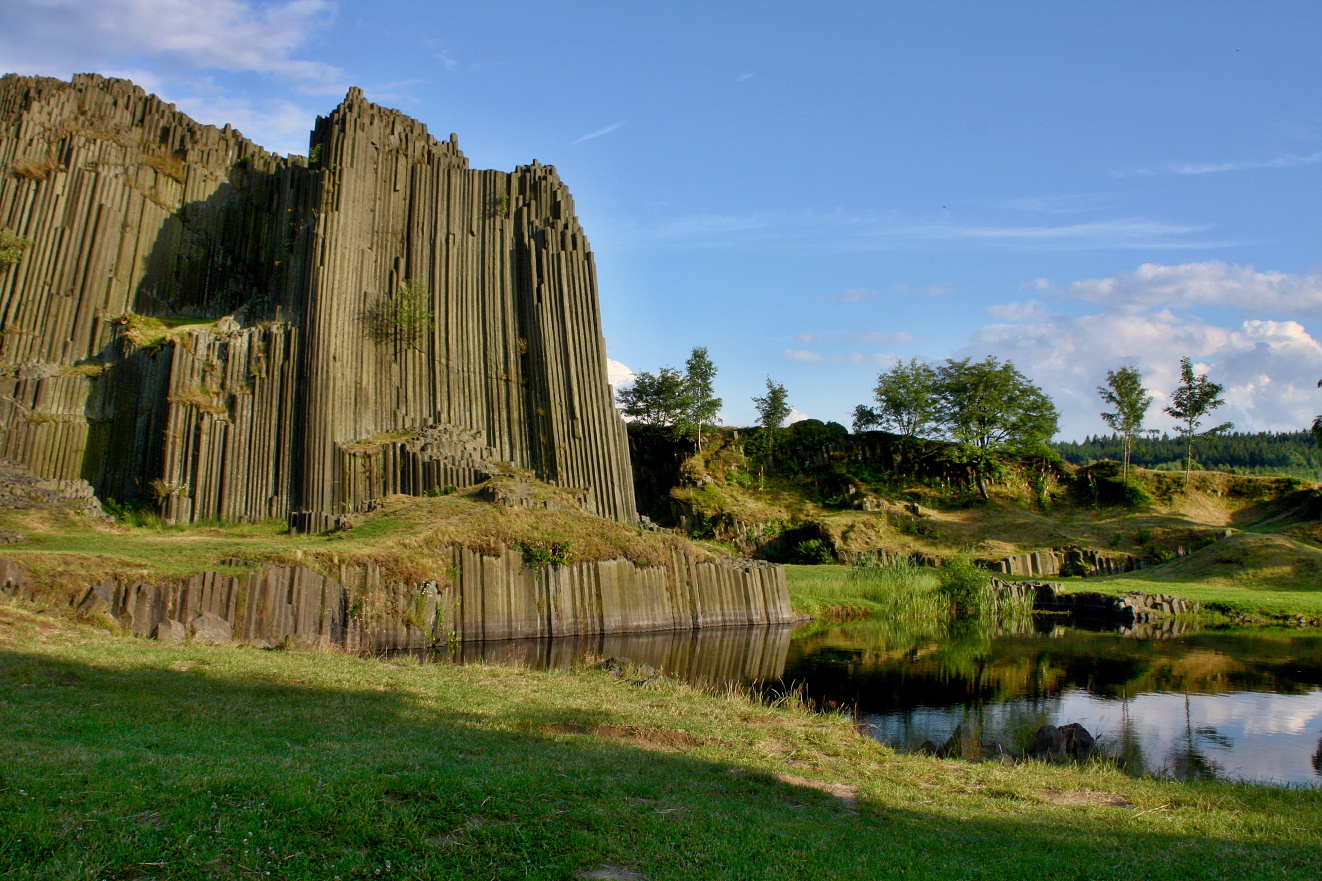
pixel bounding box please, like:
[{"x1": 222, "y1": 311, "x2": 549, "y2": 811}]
[{"x1": 617, "y1": 348, "x2": 1319, "y2": 484}]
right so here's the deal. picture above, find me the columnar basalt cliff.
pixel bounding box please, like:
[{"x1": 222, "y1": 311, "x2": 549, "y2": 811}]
[
  {"x1": 0, "y1": 552, "x2": 793, "y2": 650},
  {"x1": 0, "y1": 74, "x2": 636, "y2": 527}
]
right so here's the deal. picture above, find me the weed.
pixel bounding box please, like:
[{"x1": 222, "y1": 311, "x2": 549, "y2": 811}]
[
  {"x1": 9, "y1": 154, "x2": 58, "y2": 181},
  {"x1": 514, "y1": 539, "x2": 574, "y2": 569},
  {"x1": 0, "y1": 229, "x2": 35, "y2": 266}
]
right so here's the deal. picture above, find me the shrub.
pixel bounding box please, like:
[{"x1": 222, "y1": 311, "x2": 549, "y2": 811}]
[
  {"x1": 1, "y1": 229, "x2": 34, "y2": 266},
  {"x1": 936, "y1": 553, "x2": 990, "y2": 618},
  {"x1": 365, "y1": 280, "x2": 434, "y2": 349},
  {"x1": 790, "y1": 538, "x2": 835, "y2": 565}
]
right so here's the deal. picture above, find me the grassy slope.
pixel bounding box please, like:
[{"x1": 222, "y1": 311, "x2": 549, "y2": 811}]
[
  {"x1": 2, "y1": 607, "x2": 1320, "y2": 881},
  {"x1": 677, "y1": 437, "x2": 1322, "y2": 618},
  {"x1": 0, "y1": 481, "x2": 715, "y2": 606}
]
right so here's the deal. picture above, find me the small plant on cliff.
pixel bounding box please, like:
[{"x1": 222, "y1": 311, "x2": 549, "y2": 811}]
[
  {"x1": 365, "y1": 280, "x2": 434, "y2": 351},
  {"x1": 1, "y1": 229, "x2": 34, "y2": 267},
  {"x1": 494, "y1": 193, "x2": 510, "y2": 217},
  {"x1": 515, "y1": 539, "x2": 574, "y2": 569}
]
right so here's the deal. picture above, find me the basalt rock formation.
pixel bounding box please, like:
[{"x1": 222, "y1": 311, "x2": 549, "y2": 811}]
[
  {"x1": 0, "y1": 551, "x2": 792, "y2": 650},
  {"x1": 0, "y1": 73, "x2": 636, "y2": 528}
]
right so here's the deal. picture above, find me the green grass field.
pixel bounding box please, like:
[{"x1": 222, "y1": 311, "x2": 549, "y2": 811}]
[{"x1": 2, "y1": 605, "x2": 1320, "y2": 880}]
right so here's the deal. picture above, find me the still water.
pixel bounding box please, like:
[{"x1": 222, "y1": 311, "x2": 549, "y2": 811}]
[{"x1": 413, "y1": 618, "x2": 1322, "y2": 787}]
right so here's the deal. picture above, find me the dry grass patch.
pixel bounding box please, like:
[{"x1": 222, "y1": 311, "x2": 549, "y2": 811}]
[{"x1": 1035, "y1": 788, "x2": 1134, "y2": 808}]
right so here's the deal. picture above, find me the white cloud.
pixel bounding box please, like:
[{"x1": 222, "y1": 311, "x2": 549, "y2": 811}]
[
  {"x1": 967, "y1": 263, "x2": 1322, "y2": 438},
  {"x1": 574, "y1": 122, "x2": 624, "y2": 144},
  {"x1": 1043, "y1": 261, "x2": 1322, "y2": 319},
  {"x1": 171, "y1": 89, "x2": 317, "y2": 155},
  {"x1": 0, "y1": 0, "x2": 343, "y2": 93},
  {"x1": 781, "y1": 347, "x2": 894, "y2": 366},
  {"x1": 785, "y1": 408, "x2": 810, "y2": 424},
  {"x1": 0, "y1": 0, "x2": 344, "y2": 154},
  {"x1": 1131, "y1": 151, "x2": 1322, "y2": 176},
  {"x1": 849, "y1": 330, "x2": 915, "y2": 345},
  {"x1": 823, "y1": 287, "x2": 878, "y2": 302},
  {"x1": 621, "y1": 209, "x2": 1237, "y2": 253},
  {"x1": 794, "y1": 332, "x2": 817, "y2": 343},
  {"x1": 923, "y1": 283, "x2": 957, "y2": 297},
  {"x1": 605, "y1": 358, "x2": 635, "y2": 391}
]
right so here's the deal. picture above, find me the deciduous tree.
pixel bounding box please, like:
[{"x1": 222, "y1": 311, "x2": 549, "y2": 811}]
[
  {"x1": 684, "y1": 347, "x2": 722, "y2": 445},
  {"x1": 1097, "y1": 365, "x2": 1151, "y2": 482},
  {"x1": 1163, "y1": 357, "x2": 1232, "y2": 486},
  {"x1": 752, "y1": 377, "x2": 790, "y2": 430},
  {"x1": 936, "y1": 357, "x2": 1058, "y2": 452},
  {"x1": 853, "y1": 358, "x2": 940, "y2": 437}
]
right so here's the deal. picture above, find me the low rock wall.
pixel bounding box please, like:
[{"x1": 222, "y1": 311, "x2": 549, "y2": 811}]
[
  {"x1": 992, "y1": 578, "x2": 1200, "y2": 627},
  {"x1": 0, "y1": 547, "x2": 792, "y2": 651}
]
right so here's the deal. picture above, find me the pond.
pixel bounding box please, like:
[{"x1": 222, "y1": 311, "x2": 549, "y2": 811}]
[{"x1": 404, "y1": 617, "x2": 1322, "y2": 787}]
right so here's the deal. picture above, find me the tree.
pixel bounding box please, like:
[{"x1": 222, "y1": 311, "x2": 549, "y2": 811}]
[
  {"x1": 1097, "y1": 365, "x2": 1152, "y2": 482},
  {"x1": 1314, "y1": 379, "x2": 1322, "y2": 452},
  {"x1": 1163, "y1": 357, "x2": 1232, "y2": 486},
  {"x1": 935, "y1": 357, "x2": 1059, "y2": 452},
  {"x1": 615, "y1": 346, "x2": 721, "y2": 443},
  {"x1": 365, "y1": 279, "x2": 433, "y2": 351},
  {"x1": 684, "y1": 346, "x2": 722, "y2": 445},
  {"x1": 751, "y1": 377, "x2": 790, "y2": 429},
  {"x1": 853, "y1": 358, "x2": 941, "y2": 437},
  {"x1": 616, "y1": 367, "x2": 691, "y2": 427}
]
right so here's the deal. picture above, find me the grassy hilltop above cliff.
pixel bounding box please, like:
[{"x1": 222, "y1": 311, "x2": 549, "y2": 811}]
[{"x1": 627, "y1": 423, "x2": 1322, "y2": 615}]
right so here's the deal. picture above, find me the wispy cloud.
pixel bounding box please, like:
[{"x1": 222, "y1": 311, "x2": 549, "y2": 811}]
[
  {"x1": 574, "y1": 122, "x2": 624, "y2": 143},
  {"x1": 781, "y1": 347, "x2": 894, "y2": 366},
  {"x1": 616, "y1": 209, "x2": 1237, "y2": 253},
  {"x1": 1004, "y1": 194, "x2": 1116, "y2": 214},
  {"x1": 0, "y1": 0, "x2": 344, "y2": 93},
  {"x1": 1037, "y1": 261, "x2": 1322, "y2": 319},
  {"x1": 735, "y1": 72, "x2": 755, "y2": 82},
  {"x1": 822, "y1": 288, "x2": 878, "y2": 302},
  {"x1": 923, "y1": 283, "x2": 956, "y2": 297},
  {"x1": 1126, "y1": 151, "x2": 1322, "y2": 176}
]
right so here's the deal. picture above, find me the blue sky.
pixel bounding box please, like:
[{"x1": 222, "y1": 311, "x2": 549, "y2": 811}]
[{"x1": 4, "y1": 1, "x2": 1319, "y2": 440}]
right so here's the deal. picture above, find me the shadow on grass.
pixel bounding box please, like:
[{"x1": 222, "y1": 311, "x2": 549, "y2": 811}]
[{"x1": 1, "y1": 645, "x2": 1320, "y2": 880}]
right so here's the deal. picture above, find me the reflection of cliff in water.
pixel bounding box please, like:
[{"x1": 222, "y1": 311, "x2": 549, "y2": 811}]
[{"x1": 386, "y1": 623, "x2": 794, "y2": 687}]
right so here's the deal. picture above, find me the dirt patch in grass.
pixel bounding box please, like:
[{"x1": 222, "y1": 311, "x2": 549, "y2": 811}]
[
  {"x1": 1035, "y1": 788, "x2": 1134, "y2": 808},
  {"x1": 772, "y1": 772, "x2": 860, "y2": 812},
  {"x1": 577, "y1": 867, "x2": 646, "y2": 881},
  {"x1": 542, "y1": 723, "x2": 709, "y2": 752}
]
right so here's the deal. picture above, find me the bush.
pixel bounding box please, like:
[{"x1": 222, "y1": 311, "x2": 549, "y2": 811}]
[
  {"x1": 1, "y1": 229, "x2": 34, "y2": 266},
  {"x1": 936, "y1": 553, "x2": 990, "y2": 618},
  {"x1": 790, "y1": 538, "x2": 835, "y2": 565}
]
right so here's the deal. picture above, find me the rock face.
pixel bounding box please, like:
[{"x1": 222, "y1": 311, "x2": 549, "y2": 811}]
[
  {"x1": 0, "y1": 74, "x2": 636, "y2": 527},
  {"x1": 21, "y1": 548, "x2": 793, "y2": 651}
]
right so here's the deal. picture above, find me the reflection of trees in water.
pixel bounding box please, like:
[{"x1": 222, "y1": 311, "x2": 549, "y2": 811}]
[
  {"x1": 1313, "y1": 735, "x2": 1322, "y2": 777},
  {"x1": 1111, "y1": 692, "x2": 1148, "y2": 775},
  {"x1": 1165, "y1": 693, "x2": 1228, "y2": 782}
]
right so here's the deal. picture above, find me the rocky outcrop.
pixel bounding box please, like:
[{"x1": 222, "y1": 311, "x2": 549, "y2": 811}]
[
  {"x1": 0, "y1": 74, "x2": 636, "y2": 528},
  {"x1": 3, "y1": 544, "x2": 792, "y2": 650},
  {"x1": 986, "y1": 546, "x2": 1146, "y2": 578},
  {"x1": 992, "y1": 578, "x2": 1201, "y2": 627}
]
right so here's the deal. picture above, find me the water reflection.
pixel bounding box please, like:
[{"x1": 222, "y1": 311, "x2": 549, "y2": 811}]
[
  {"x1": 385, "y1": 613, "x2": 1322, "y2": 787},
  {"x1": 789, "y1": 619, "x2": 1322, "y2": 786},
  {"x1": 389, "y1": 623, "x2": 796, "y2": 687}
]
